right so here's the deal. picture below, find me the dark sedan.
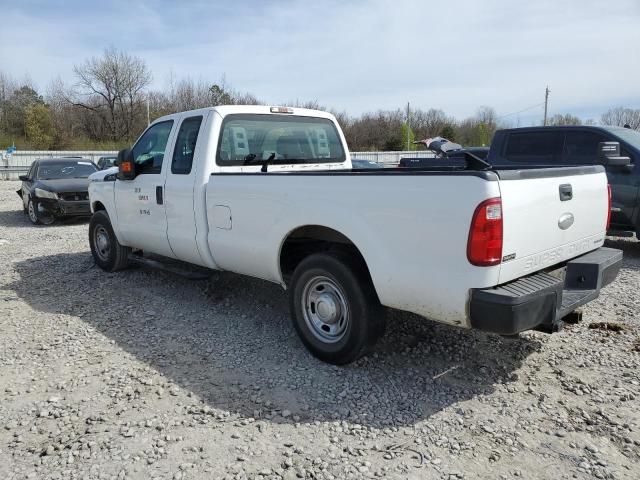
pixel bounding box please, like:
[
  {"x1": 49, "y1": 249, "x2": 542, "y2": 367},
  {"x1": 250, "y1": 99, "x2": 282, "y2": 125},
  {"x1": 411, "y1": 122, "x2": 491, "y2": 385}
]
[
  {"x1": 17, "y1": 158, "x2": 98, "y2": 225},
  {"x1": 96, "y1": 155, "x2": 117, "y2": 170}
]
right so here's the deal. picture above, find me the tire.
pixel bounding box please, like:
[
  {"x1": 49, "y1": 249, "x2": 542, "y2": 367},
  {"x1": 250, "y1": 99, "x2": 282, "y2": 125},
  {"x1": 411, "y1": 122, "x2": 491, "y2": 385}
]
[
  {"x1": 89, "y1": 210, "x2": 131, "y2": 272},
  {"x1": 27, "y1": 197, "x2": 55, "y2": 225},
  {"x1": 288, "y1": 252, "x2": 385, "y2": 365}
]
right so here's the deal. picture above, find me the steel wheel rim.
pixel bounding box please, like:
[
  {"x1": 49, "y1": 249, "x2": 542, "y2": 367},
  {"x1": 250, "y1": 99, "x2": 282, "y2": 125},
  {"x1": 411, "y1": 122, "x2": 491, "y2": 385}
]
[
  {"x1": 301, "y1": 275, "x2": 349, "y2": 343},
  {"x1": 94, "y1": 225, "x2": 111, "y2": 261},
  {"x1": 28, "y1": 201, "x2": 37, "y2": 223}
]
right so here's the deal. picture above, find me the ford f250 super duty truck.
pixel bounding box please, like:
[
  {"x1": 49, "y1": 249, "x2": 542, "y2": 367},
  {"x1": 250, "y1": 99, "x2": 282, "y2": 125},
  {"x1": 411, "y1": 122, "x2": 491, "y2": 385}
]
[{"x1": 88, "y1": 105, "x2": 623, "y2": 364}]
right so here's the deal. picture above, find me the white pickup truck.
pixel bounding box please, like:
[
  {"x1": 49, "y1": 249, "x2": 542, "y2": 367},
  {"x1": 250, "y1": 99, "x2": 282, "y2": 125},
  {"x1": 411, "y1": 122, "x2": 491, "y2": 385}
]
[{"x1": 88, "y1": 105, "x2": 622, "y2": 364}]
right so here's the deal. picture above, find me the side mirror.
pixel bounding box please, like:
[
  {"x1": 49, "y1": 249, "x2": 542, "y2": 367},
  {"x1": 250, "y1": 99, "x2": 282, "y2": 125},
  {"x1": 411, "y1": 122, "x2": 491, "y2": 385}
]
[
  {"x1": 598, "y1": 142, "x2": 631, "y2": 167},
  {"x1": 18, "y1": 174, "x2": 29, "y2": 181},
  {"x1": 597, "y1": 141, "x2": 633, "y2": 172},
  {"x1": 116, "y1": 148, "x2": 136, "y2": 180}
]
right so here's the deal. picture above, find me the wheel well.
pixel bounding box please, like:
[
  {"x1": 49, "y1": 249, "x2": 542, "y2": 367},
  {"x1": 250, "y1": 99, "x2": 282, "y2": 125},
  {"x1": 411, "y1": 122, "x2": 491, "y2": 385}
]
[
  {"x1": 279, "y1": 225, "x2": 371, "y2": 285},
  {"x1": 92, "y1": 201, "x2": 106, "y2": 212}
]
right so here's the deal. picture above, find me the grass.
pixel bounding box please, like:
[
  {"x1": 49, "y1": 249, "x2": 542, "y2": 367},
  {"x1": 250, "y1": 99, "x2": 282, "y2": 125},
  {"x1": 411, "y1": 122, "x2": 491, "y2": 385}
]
[{"x1": 1, "y1": 133, "x2": 129, "y2": 152}]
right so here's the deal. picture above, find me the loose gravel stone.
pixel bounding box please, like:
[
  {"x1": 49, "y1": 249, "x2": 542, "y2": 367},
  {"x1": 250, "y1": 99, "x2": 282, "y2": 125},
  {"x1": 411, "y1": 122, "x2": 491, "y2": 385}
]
[{"x1": 0, "y1": 180, "x2": 639, "y2": 479}]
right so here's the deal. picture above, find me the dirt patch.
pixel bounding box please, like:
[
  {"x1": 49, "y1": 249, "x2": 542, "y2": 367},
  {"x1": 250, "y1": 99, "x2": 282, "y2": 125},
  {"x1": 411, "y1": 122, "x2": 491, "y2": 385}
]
[{"x1": 588, "y1": 321, "x2": 626, "y2": 332}]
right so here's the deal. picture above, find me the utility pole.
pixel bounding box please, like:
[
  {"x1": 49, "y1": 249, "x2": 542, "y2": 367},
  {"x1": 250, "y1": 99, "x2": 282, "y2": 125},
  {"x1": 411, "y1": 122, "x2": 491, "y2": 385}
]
[
  {"x1": 147, "y1": 96, "x2": 150, "y2": 126},
  {"x1": 406, "y1": 102, "x2": 410, "y2": 151},
  {"x1": 543, "y1": 86, "x2": 550, "y2": 126}
]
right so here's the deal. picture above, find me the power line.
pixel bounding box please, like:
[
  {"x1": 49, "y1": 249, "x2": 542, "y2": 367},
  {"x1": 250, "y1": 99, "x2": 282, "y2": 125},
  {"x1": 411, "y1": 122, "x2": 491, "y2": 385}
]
[{"x1": 497, "y1": 102, "x2": 546, "y2": 120}]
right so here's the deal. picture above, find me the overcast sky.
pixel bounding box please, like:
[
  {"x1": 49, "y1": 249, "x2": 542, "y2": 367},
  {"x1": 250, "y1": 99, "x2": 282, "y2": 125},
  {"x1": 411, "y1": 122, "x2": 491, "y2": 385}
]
[{"x1": 1, "y1": 0, "x2": 638, "y2": 124}]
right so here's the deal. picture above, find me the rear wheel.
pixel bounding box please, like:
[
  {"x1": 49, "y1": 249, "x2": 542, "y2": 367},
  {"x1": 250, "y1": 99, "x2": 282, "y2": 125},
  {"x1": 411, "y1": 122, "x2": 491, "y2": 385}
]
[
  {"x1": 89, "y1": 210, "x2": 131, "y2": 272},
  {"x1": 289, "y1": 252, "x2": 385, "y2": 365}
]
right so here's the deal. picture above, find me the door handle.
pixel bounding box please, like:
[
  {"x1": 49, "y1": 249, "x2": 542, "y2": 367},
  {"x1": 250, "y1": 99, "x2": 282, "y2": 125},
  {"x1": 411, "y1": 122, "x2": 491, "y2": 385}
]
[{"x1": 156, "y1": 186, "x2": 163, "y2": 205}]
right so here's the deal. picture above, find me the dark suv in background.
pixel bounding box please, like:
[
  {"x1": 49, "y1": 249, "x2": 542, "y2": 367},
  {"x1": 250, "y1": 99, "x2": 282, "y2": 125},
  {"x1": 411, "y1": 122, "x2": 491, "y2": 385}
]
[{"x1": 486, "y1": 126, "x2": 640, "y2": 237}]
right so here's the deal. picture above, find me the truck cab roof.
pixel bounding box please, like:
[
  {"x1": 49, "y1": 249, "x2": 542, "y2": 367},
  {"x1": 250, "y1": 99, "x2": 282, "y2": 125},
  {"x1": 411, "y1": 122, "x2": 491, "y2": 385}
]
[{"x1": 153, "y1": 105, "x2": 338, "y2": 124}]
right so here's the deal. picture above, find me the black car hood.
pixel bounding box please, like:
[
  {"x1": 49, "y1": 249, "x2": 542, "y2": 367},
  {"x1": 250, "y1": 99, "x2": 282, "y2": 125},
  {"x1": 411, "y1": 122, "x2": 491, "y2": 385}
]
[{"x1": 34, "y1": 178, "x2": 90, "y2": 193}]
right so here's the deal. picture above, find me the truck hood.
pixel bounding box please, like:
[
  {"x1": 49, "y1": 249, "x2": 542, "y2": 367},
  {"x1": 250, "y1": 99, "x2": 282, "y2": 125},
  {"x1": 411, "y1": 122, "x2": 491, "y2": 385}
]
[
  {"x1": 35, "y1": 178, "x2": 90, "y2": 193},
  {"x1": 89, "y1": 167, "x2": 118, "y2": 182}
]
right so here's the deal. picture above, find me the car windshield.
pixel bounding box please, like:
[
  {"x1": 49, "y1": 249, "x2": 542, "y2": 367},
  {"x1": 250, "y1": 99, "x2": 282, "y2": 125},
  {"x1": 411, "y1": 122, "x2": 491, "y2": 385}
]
[
  {"x1": 602, "y1": 127, "x2": 640, "y2": 150},
  {"x1": 217, "y1": 114, "x2": 346, "y2": 166},
  {"x1": 37, "y1": 161, "x2": 97, "y2": 179}
]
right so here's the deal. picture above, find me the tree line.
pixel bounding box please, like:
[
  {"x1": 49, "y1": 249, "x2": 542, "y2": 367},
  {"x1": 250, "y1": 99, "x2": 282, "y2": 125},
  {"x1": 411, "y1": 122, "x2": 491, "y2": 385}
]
[{"x1": 1, "y1": 48, "x2": 638, "y2": 152}]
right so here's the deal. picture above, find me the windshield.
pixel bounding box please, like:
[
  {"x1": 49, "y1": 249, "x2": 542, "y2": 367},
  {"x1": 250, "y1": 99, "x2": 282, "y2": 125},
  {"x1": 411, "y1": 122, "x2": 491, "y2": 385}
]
[
  {"x1": 217, "y1": 114, "x2": 346, "y2": 166},
  {"x1": 37, "y1": 161, "x2": 97, "y2": 179},
  {"x1": 602, "y1": 127, "x2": 640, "y2": 151}
]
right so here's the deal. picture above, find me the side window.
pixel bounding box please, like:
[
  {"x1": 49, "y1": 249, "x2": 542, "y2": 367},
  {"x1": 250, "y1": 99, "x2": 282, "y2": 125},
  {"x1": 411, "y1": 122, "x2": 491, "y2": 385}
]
[
  {"x1": 131, "y1": 120, "x2": 174, "y2": 174},
  {"x1": 504, "y1": 131, "x2": 564, "y2": 163},
  {"x1": 563, "y1": 131, "x2": 607, "y2": 164},
  {"x1": 171, "y1": 116, "x2": 203, "y2": 175}
]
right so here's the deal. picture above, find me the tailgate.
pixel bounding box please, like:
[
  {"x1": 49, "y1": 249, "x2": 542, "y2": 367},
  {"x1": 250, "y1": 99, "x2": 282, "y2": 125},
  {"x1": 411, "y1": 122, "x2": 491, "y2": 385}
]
[{"x1": 497, "y1": 166, "x2": 608, "y2": 284}]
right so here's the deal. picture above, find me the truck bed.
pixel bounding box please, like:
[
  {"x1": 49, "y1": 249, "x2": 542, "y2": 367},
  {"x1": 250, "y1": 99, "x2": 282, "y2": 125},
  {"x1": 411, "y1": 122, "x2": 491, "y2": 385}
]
[{"x1": 202, "y1": 164, "x2": 607, "y2": 327}]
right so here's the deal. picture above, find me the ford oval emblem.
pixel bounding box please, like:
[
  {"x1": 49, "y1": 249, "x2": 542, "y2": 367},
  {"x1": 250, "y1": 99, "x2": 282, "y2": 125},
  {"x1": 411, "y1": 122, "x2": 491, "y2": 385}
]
[{"x1": 558, "y1": 212, "x2": 575, "y2": 230}]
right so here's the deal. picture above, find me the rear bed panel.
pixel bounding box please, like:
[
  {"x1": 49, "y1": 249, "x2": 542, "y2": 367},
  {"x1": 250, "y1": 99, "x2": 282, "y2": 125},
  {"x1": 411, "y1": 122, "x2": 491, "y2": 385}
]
[
  {"x1": 497, "y1": 167, "x2": 608, "y2": 284},
  {"x1": 206, "y1": 171, "x2": 502, "y2": 326}
]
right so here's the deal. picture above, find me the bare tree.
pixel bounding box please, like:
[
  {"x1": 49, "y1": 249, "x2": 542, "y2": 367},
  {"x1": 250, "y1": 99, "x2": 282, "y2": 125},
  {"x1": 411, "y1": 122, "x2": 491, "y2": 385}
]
[
  {"x1": 71, "y1": 48, "x2": 152, "y2": 141},
  {"x1": 601, "y1": 106, "x2": 640, "y2": 130},
  {"x1": 411, "y1": 108, "x2": 457, "y2": 139},
  {"x1": 0, "y1": 71, "x2": 17, "y2": 133},
  {"x1": 475, "y1": 106, "x2": 495, "y2": 124},
  {"x1": 455, "y1": 106, "x2": 498, "y2": 146},
  {"x1": 547, "y1": 113, "x2": 582, "y2": 126}
]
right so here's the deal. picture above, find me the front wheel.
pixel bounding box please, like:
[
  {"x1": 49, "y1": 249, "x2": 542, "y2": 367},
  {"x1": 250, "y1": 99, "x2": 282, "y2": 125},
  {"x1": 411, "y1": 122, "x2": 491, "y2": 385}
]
[
  {"x1": 289, "y1": 252, "x2": 385, "y2": 365},
  {"x1": 27, "y1": 198, "x2": 55, "y2": 225},
  {"x1": 89, "y1": 210, "x2": 131, "y2": 272}
]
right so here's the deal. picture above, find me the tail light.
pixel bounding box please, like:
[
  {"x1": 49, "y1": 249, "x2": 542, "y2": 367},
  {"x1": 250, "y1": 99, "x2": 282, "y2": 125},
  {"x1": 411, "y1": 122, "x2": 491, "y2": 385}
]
[
  {"x1": 606, "y1": 184, "x2": 612, "y2": 231},
  {"x1": 467, "y1": 197, "x2": 503, "y2": 266}
]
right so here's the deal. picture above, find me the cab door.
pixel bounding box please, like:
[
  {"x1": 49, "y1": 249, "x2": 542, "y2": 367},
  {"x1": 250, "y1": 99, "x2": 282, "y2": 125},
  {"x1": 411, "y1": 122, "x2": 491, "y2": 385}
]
[
  {"x1": 610, "y1": 142, "x2": 640, "y2": 231},
  {"x1": 563, "y1": 130, "x2": 638, "y2": 230},
  {"x1": 114, "y1": 120, "x2": 176, "y2": 257},
  {"x1": 164, "y1": 113, "x2": 207, "y2": 265}
]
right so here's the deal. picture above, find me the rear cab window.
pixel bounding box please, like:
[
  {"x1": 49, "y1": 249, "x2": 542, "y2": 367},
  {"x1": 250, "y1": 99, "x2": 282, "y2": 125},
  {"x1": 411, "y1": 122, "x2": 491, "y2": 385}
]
[
  {"x1": 216, "y1": 114, "x2": 346, "y2": 166},
  {"x1": 503, "y1": 131, "x2": 564, "y2": 163}
]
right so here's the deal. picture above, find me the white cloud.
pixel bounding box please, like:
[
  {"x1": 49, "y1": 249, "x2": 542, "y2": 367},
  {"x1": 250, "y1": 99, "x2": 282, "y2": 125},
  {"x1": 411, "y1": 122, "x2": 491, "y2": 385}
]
[{"x1": 1, "y1": 0, "x2": 638, "y2": 122}]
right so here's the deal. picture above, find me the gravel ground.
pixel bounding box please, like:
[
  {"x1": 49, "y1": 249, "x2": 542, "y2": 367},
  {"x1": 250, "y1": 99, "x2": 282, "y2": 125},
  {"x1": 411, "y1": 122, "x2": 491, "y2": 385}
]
[{"x1": 0, "y1": 180, "x2": 639, "y2": 480}]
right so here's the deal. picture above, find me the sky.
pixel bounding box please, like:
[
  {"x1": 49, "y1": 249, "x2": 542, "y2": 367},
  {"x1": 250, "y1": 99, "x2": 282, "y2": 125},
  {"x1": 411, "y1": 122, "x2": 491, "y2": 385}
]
[{"x1": 0, "y1": 0, "x2": 639, "y2": 125}]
